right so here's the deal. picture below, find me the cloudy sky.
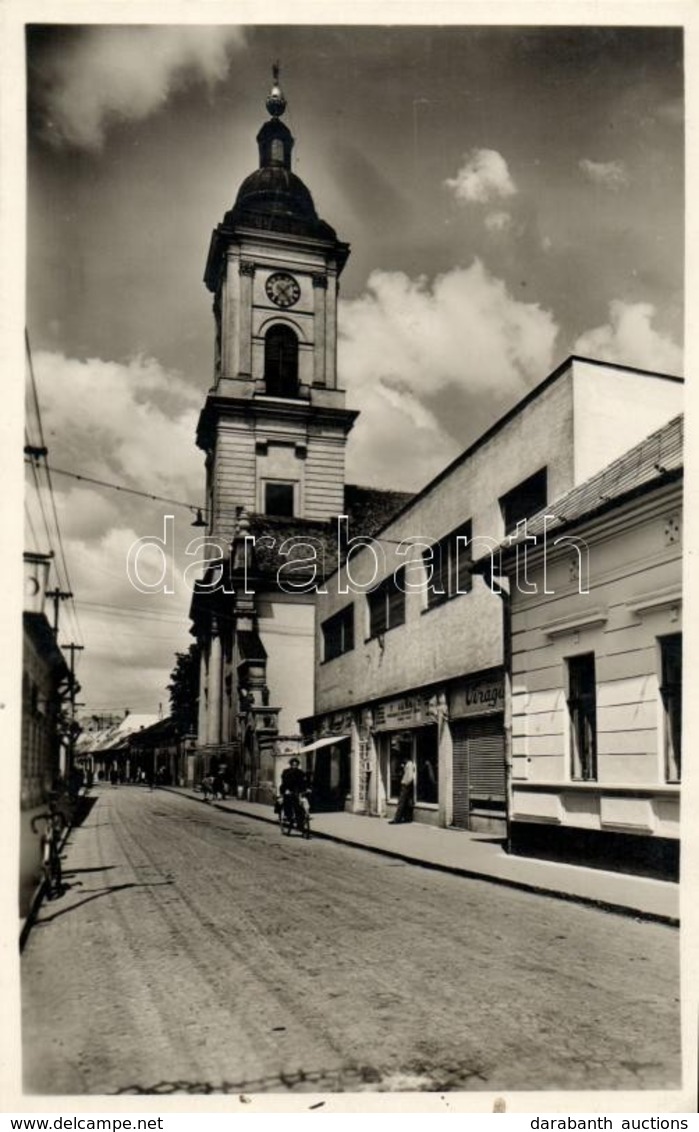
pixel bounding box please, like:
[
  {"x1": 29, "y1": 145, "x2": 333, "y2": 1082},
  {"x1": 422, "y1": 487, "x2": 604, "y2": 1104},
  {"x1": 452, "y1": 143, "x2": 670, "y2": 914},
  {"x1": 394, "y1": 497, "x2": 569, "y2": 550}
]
[{"x1": 22, "y1": 21, "x2": 684, "y2": 715}]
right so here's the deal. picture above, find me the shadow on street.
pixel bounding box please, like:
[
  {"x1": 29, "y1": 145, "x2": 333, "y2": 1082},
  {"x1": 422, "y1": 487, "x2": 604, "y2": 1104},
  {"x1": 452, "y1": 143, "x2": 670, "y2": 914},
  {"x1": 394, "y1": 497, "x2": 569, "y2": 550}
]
[{"x1": 34, "y1": 880, "x2": 175, "y2": 926}]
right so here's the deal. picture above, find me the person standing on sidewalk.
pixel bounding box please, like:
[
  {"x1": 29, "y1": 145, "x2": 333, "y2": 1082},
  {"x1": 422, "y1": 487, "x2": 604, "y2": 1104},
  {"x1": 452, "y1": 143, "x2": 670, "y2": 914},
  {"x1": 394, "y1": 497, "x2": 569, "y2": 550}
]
[{"x1": 389, "y1": 756, "x2": 415, "y2": 824}]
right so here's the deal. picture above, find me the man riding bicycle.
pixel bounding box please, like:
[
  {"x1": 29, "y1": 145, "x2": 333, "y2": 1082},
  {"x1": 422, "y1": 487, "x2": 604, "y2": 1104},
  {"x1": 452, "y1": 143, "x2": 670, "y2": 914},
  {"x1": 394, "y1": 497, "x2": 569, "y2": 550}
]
[{"x1": 278, "y1": 757, "x2": 310, "y2": 829}]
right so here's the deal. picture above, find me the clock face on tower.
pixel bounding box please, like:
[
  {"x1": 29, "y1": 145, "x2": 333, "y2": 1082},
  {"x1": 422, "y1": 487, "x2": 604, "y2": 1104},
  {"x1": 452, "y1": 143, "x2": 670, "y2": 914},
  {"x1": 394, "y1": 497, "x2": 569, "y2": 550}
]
[{"x1": 265, "y1": 272, "x2": 301, "y2": 309}]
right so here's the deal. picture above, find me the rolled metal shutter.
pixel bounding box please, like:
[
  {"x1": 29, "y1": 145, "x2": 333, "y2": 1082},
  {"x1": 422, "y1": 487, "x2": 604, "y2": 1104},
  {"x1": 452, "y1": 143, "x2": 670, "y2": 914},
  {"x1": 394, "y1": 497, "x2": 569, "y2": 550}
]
[
  {"x1": 451, "y1": 723, "x2": 470, "y2": 829},
  {"x1": 468, "y1": 716, "x2": 505, "y2": 804},
  {"x1": 451, "y1": 716, "x2": 505, "y2": 829}
]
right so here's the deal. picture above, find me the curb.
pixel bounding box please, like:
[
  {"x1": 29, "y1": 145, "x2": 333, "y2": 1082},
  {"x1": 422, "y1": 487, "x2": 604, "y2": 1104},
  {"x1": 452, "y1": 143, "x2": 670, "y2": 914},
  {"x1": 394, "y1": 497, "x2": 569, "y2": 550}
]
[{"x1": 166, "y1": 788, "x2": 679, "y2": 928}]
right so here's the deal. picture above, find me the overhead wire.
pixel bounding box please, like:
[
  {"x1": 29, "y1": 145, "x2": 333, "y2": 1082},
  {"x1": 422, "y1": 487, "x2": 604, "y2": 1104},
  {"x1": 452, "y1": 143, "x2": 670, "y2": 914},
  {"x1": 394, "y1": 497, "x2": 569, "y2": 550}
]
[
  {"x1": 39, "y1": 462, "x2": 203, "y2": 516},
  {"x1": 24, "y1": 499, "x2": 42, "y2": 555},
  {"x1": 25, "y1": 331, "x2": 84, "y2": 646},
  {"x1": 24, "y1": 428, "x2": 55, "y2": 556},
  {"x1": 77, "y1": 598, "x2": 193, "y2": 624}
]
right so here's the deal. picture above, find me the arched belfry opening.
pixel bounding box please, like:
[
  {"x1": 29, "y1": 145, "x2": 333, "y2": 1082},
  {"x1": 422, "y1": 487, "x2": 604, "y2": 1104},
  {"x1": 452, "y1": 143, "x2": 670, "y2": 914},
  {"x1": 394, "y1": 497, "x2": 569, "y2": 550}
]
[{"x1": 264, "y1": 324, "x2": 299, "y2": 397}]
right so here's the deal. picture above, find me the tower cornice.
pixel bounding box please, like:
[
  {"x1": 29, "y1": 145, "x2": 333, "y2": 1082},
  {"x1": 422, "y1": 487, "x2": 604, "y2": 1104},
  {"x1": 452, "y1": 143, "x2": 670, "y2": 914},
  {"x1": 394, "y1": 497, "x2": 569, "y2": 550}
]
[
  {"x1": 205, "y1": 223, "x2": 350, "y2": 293},
  {"x1": 196, "y1": 393, "x2": 358, "y2": 452}
]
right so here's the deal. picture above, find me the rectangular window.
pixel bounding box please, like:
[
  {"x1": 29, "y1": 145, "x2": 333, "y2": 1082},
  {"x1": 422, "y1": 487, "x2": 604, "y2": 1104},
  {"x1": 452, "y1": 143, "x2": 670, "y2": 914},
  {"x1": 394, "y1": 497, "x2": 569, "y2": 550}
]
[
  {"x1": 385, "y1": 728, "x2": 438, "y2": 805},
  {"x1": 424, "y1": 520, "x2": 472, "y2": 608},
  {"x1": 660, "y1": 633, "x2": 682, "y2": 783},
  {"x1": 500, "y1": 467, "x2": 548, "y2": 534},
  {"x1": 567, "y1": 653, "x2": 597, "y2": 781},
  {"x1": 367, "y1": 567, "x2": 406, "y2": 638},
  {"x1": 322, "y1": 605, "x2": 355, "y2": 662},
  {"x1": 264, "y1": 482, "x2": 295, "y2": 517}
]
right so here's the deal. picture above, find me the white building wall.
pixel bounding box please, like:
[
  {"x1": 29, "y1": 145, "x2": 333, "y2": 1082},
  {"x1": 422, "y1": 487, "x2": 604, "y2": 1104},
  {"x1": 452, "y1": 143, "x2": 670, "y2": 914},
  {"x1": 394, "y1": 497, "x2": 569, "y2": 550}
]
[
  {"x1": 213, "y1": 423, "x2": 257, "y2": 536},
  {"x1": 510, "y1": 483, "x2": 682, "y2": 841},
  {"x1": 258, "y1": 597, "x2": 316, "y2": 737},
  {"x1": 304, "y1": 434, "x2": 346, "y2": 520},
  {"x1": 316, "y1": 359, "x2": 683, "y2": 720},
  {"x1": 316, "y1": 367, "x2": 578, "y2": 716},
  {"x1": 571, "y1": 360, "x2": 683, "y2": 486}
]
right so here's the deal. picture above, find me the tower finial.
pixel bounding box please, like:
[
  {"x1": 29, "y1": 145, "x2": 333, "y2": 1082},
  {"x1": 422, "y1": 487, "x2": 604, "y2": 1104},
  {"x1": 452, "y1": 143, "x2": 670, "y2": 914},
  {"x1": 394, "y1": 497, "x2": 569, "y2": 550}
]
[{"x1": 266, "y1": 62, "x2": 286, "y2": 118}]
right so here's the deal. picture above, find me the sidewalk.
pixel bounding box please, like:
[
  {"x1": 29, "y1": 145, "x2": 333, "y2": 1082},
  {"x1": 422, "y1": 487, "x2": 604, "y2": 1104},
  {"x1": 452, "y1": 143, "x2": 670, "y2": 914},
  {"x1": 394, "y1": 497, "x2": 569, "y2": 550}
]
[{"x1": 169, "y1": 788, "x2": 679, "y2": 925}]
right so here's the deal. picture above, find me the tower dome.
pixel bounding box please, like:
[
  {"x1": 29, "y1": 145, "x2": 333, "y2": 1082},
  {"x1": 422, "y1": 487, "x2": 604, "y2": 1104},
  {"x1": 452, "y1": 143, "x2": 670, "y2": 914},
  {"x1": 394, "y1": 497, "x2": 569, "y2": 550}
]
[
  {"x1": 205, "y1": 66, "x2": 349, "y2": 292},
  {"x1": 226, "y1": 67, "x2": 336, "y2": 240}
]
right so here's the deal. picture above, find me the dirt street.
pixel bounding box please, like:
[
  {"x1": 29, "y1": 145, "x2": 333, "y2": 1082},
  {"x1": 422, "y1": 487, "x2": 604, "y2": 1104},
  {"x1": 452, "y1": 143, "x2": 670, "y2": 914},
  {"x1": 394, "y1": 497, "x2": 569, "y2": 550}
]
[{"x1": 22, "y1": 786, "x2": 680, "y2": 1095}]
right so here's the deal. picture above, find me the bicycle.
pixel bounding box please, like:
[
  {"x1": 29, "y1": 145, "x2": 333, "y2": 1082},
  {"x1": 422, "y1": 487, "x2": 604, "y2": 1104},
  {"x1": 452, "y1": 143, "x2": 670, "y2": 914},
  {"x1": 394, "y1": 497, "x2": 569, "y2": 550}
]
[
  {"x1": 31, "y1": 801, "x2": 66, "y2": 900},
  {"x1": 278, "y1": 790, "x2": 311, "y2": 839}
]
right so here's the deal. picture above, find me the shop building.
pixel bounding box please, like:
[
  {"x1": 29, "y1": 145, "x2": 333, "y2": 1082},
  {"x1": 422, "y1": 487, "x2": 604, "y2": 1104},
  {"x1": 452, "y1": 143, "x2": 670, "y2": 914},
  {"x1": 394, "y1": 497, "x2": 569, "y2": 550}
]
[
  {"x1": 304, "y1": 357, "x2": 683, "y2": 831},
  {"x1": 487, "y1": 414, "x2": 683, "y2": 877}
]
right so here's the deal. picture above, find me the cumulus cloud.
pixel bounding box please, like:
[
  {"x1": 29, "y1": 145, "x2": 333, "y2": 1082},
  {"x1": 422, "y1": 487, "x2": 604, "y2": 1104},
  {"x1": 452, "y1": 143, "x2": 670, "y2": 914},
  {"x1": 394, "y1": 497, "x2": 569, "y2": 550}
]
[
  {"x1": 444, "y1": 149, "x2": 517, "y2": 204},
  {"x1": 33, "y1": 26, "x2": 246, "y2": 149},
  {"x1": 33, "y1": 351, "x2": 203, "y2": 497},
  {"x1": 26, "y1": 351, "x2": 205, "y2": 708},
  {"x1": 579, "y1": 158, "x2": 629, "y2": 190},
  {"x1": 339, "y1": 262, "x2": 559, "y2": 489},
  {"x1": 573, "y1": 300, "x2": 683, "y2": 374},
  {"x1": 484, "y1": 210, "x2": 513, "y2": 233},
  {"x1": 73, "y1": 526, "x2": 195, "y2": 700}
]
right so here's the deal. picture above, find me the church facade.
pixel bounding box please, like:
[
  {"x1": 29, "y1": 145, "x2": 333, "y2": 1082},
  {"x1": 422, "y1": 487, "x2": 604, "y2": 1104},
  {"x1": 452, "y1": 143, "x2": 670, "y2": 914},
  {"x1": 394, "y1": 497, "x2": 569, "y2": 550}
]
[{"x1": 189, "y1": 71, "x2": 407, "y2": 802}]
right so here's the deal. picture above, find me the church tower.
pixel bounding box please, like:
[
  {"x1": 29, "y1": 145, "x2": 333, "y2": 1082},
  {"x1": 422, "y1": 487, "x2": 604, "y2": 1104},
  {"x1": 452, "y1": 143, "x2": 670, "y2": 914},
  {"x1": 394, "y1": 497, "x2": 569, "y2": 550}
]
[
  {"x1": 190, "y1": 69, "x2": 358, "y2": 798},
  {"x1": 197, "y1": 66, "x2": 357, "y2": 538}
]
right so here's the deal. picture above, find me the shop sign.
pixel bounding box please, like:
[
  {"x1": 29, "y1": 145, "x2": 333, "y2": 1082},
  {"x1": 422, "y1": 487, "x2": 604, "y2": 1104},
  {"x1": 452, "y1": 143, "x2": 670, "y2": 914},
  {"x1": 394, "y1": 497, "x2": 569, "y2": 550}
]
[
  {"x1": 373, "y1": 692, "x2": 437, "y2": 732},
  {"x1": 327, "y1": 711, "x2": 354, "y2": 734},
  {"x1": 449, "y1": 675, "x2": 504, "y2": 718}
]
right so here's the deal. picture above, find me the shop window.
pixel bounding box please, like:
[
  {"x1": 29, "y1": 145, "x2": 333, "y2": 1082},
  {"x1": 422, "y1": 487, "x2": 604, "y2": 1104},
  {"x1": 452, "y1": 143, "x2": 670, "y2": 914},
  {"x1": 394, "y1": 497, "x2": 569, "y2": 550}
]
[
  {"x1": 385, "y1": 728, "x2": 438, "y2": 805},
  {"x1": 367, "y1": 567, "x2": 406, "y2": 639},
  {"x1": 264, "y1": 482, "x2": 295, "y2": 517},
  {"x1": 264, "y1": 325, "x2": 299, "y2": 397},
  {"x1": 415, "y1": 726, "x2": 439, "y2": 804},
  {"x1": 322, "y1": 604, "x2": 355, "y2": 662},
  {"x1": 424, "y1": 520, "x2": 472, "y2": 608},
  {"x1": 567, "y1": 653, "x2": 597, "y2": 781},
  {"x1": 660, "y1": 633, "x2": 682, "y2": 783},
  {"x1": 500, "y1": 467, "x2": 548, "y2": 534}
]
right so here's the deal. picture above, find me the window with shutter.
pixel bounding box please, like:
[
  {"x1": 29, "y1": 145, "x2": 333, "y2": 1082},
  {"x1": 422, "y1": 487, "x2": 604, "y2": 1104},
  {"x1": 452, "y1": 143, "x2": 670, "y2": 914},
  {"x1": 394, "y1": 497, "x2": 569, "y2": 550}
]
[
  {"x1": 424, "y1": 521, "x2": 472, "y2": 608},
  {"x1": 499, "y1": 468, "x2": 548, "y2": 534},
  {"x1": 367, "y1": 567, "x2": 406, "y2": 638},
  {"x1": 322, "y1": 605, "x2": 355, "y2": 662}
]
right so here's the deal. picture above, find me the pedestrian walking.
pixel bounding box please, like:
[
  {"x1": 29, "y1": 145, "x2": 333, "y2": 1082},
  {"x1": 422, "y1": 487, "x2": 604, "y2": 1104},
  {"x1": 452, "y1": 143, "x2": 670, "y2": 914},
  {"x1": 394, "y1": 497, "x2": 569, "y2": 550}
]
[
  {"x1": 212, "y1": 773, "x2": 226, "y2": 800},
  {"x1": 389, "y1": 756, "x2": 415, "y2": 824}
]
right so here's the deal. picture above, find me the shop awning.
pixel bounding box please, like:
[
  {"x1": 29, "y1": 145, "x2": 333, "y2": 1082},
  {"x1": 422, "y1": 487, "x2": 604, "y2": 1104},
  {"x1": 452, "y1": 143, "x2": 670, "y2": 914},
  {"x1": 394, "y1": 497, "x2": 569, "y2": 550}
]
[{"x1": 298, "y1": 735, "x2": 349, "y2": 754}]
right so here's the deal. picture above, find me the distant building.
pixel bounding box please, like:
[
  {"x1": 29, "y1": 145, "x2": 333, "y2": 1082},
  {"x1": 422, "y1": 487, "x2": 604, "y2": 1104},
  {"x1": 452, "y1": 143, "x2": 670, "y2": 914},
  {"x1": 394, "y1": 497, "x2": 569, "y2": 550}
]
[
  {"x1": 77, "y1": 712, "x2": 160, "y2": 781},
  {"x1": 127, "y1": 717, "x2": 186, "y2": 786},
  {"x1": 487, "y1": 414, "x2": 682, "y2": 878}
]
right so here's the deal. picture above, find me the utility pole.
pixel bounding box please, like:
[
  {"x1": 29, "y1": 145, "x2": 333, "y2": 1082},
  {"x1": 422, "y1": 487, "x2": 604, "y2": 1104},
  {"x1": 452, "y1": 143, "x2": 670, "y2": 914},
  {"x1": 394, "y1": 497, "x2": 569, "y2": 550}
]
[
  {"x1": 46, "y1": 587, "x2": 73, "y2": 635},
  {"x1": 61, "y1": 642, "x2": 84, "y2": 777}
]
